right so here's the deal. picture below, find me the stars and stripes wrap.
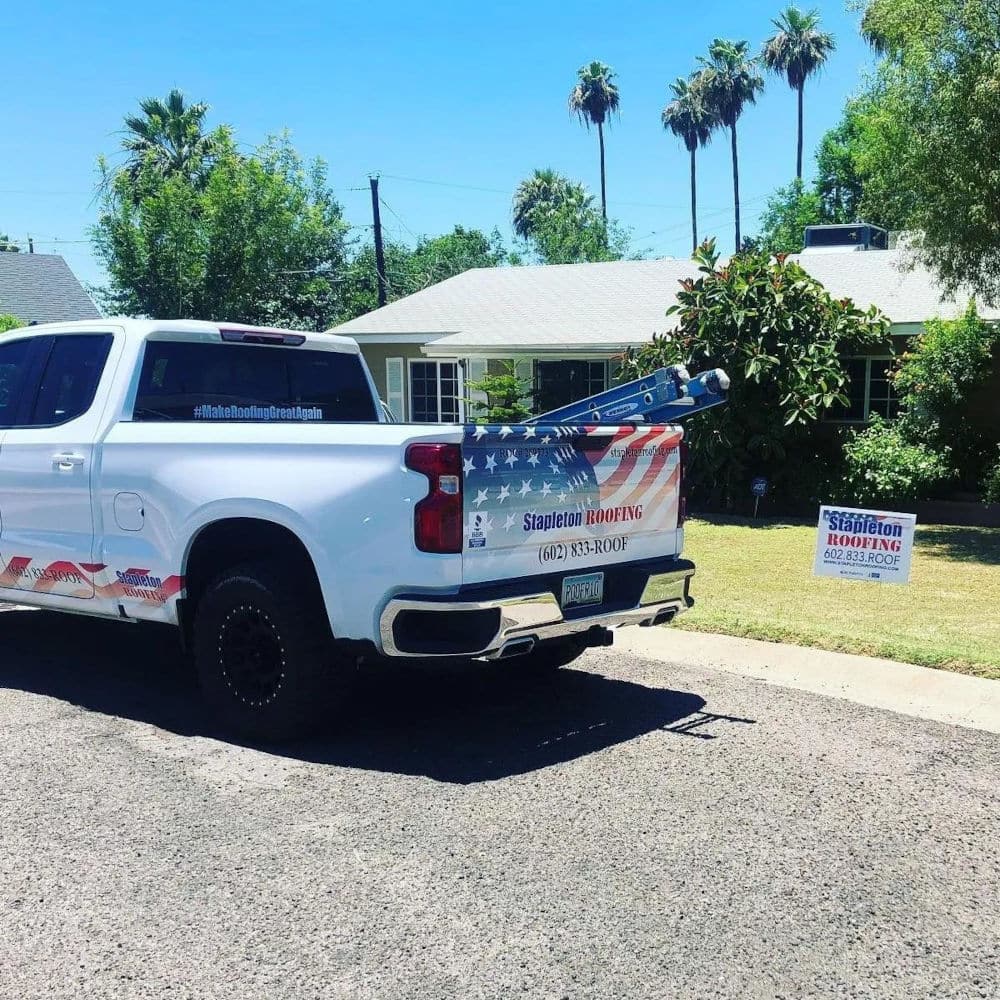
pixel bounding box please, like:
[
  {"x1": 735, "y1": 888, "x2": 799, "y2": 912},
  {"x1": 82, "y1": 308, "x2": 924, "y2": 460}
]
[
  {"x1": 462, "y1": 423, "x2": 683, "y2": 552},
  {"x1": 0, "y1": 555, "x2": 182, "y2": 606}
]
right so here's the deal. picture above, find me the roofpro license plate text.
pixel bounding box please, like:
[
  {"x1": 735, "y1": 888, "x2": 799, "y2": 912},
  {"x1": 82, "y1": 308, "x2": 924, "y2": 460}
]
[{"x1": 561, "y1": 572, "x2": 604, "y2": 610}]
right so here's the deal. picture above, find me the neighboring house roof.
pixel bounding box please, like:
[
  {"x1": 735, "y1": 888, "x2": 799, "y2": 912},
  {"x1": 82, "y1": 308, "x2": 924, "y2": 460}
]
[
  {"x1": 0, "y1": 253, "x2": 101, "y2": 324},
  {"x1": 330, "y1": 249, "x2": 1000, "y2": 355}
]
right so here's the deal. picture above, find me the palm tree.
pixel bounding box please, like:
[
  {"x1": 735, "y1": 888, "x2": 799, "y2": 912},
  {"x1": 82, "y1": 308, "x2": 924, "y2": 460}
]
[
  {"x1": 122, "y1": 89, "x2": 217, "y2": 183},
  {"x1": 512, "y1": 169, "x2": 591, "y2": 239},
  {"x1": 662, "y1": 75, "x2": 718, "y2": 253},
  {"x1": 698, "y1": 39, "x2": 765, "y2": 250},
  {"x1": 762, "y1": 7, "x2": 836, "y2": 180},
  {"x1": 568, "y1": 61, "x2": 621, "y2": 221}
]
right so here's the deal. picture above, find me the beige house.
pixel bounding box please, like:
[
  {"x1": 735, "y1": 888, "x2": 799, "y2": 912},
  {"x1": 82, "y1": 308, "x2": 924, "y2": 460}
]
[{"x1": 330, "y1": 247, "x2": 1000, "y2": 424}]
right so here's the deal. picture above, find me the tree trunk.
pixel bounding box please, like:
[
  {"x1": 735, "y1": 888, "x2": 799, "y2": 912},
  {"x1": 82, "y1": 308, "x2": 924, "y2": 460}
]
[
  {"x1": 796, "y1": 83, "x2": 804, "y2": 181},
  {"x1": 690, "y1": 145, "x2": 698, "y2": 253},
  {"x1": 598, "y1": 122, "x2": 607, "y2": 222},
  {"x1": 731, "y1": 122, "x2": 741, "y2": 250}
]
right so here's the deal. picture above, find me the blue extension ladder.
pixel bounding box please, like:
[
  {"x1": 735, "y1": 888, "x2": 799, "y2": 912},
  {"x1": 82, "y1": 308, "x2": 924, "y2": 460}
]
[{"x1": 525, "y1": 365, "x2": 730, "y2": 425}]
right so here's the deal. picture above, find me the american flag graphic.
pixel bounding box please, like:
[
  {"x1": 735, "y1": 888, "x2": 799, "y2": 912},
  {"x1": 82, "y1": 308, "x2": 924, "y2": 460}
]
[{"x1": 462, "y1": 423, "x2": 683, "y2": 551}]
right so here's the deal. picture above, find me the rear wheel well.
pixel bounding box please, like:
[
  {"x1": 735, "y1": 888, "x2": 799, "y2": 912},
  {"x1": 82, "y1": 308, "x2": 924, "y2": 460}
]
[{"x1": 180, "y1": 519, "x2": 325, "y2": 640}]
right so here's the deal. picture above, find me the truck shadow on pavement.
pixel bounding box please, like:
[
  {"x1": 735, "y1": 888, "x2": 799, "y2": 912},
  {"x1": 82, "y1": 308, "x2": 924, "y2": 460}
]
[{"x1": 0, "y1": 609, "x2": 741, "y2": 783}]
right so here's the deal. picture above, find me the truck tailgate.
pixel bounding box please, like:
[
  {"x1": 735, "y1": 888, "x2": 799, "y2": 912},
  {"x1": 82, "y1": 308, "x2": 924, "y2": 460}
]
[{"x1": 461, "y1": 424, "x2": 683, "y2": 585}]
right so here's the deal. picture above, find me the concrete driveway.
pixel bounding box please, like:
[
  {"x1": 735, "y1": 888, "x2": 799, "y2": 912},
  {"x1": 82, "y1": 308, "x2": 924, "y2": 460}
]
[{"x1": 1, "y1": 607, "x2": 998, "y2": 999}]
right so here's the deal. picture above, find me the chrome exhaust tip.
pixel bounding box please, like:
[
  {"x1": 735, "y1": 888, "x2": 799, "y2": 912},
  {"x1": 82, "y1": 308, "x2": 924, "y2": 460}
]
[{"x1": 496, "y1": 637, "x2": 536, "y2": 659}]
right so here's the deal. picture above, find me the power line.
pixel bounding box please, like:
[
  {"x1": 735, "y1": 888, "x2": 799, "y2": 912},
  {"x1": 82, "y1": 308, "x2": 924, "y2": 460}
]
[
  {"x1": 379, "y1": 173, "x2": 511, "y2": 196},
  {"x1": 378, "y1": 197, "x2": 419, "y2": 240}
]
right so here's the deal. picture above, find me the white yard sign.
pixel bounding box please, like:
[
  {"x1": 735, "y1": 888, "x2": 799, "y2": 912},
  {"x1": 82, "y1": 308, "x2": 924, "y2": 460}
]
[{"x1": 814, "y1": 506, "x2": 917, "y2": 585}]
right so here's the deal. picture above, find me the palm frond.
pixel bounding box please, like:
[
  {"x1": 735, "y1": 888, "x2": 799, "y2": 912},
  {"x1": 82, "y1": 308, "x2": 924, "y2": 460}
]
[
  {"x1": 761, "y1": 6, "x2": 835, "y2": 89},
  {"x1": 568, "y1": 60, "x2": 620, "y2": 129}
]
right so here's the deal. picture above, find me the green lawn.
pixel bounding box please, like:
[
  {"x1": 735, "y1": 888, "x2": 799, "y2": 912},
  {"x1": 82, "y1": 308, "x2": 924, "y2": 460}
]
[{"x1": 666, "y1": 518, "x2": 1000, "y2": 679}]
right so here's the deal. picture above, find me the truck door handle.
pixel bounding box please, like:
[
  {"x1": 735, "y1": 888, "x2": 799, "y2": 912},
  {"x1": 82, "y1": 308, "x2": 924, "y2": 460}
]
[{"x1": 53, "y1": 452, "x2": 85, "y2": 470}]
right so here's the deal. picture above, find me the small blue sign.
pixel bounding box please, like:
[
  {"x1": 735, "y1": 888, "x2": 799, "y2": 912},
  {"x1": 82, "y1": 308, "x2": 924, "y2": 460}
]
[{"x1": 751, "y1": 477, "x2": 768, "y2": 497}]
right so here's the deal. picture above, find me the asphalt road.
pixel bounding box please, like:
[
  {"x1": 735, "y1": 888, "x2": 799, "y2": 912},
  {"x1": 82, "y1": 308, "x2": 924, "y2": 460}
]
[{"x1": 1, "y1": 607, "x2": 998, "y2": 1000}]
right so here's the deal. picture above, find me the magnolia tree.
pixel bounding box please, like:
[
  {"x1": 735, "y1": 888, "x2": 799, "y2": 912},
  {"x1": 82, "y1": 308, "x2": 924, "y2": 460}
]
[{"x1": 619, "y1": 241, "x2": 889, "y2": 509}]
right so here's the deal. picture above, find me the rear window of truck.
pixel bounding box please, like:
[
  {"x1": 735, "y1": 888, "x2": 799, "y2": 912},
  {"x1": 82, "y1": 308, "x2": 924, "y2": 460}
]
[{"x1": 133, "y1": 341, "x2": 378, "y2": 423}]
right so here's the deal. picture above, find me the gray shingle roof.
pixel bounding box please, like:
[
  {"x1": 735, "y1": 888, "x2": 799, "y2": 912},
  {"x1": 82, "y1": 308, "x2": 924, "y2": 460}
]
[
  {"x1": 0, "y1": 253, "x2": 101, "y2": 324},
  {"x1": 331, "y1": 249, "x2": 1000, "y2": 353}
]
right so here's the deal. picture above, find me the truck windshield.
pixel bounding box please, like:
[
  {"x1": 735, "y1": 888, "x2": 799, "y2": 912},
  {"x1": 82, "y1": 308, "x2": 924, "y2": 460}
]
[{"x1": 133, "y1": 341, "x2": 378, "y2": 423}]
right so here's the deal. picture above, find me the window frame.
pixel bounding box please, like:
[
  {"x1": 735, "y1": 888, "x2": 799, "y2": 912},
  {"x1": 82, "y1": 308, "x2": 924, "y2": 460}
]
[
  {"x1": 533, "y1": 359, "x2": 609, "y2": 415},
  {"x1": 407, "y1": 358, "x2": 464, "y2": 424},
  {"x1": 0, "y1": 333, "x2": 115, "y2": 430},
  {"x1": 825, "y1": 355, "x2": 898, "y2": 424},
  {"x1": 0, "y1": 336, "x2": 42, "y2": 429},
  {"x1": 130, "y1": 338, "x2": 380, "y2": 424},
  {"x1": 26, "y1": 334, "x2": 115, "y2": 429}
]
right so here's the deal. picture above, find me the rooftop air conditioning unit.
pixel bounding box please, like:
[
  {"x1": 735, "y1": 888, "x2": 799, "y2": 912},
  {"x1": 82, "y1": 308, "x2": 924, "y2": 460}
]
[{"x1": 801, "y1": 223, "x2": 889, "y2": 254}]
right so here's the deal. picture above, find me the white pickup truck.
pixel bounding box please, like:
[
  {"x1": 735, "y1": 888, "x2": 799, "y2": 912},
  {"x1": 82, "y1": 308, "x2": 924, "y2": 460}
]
[{"x1": 0, "y1": 319, "x2": 697, "y2": 739}]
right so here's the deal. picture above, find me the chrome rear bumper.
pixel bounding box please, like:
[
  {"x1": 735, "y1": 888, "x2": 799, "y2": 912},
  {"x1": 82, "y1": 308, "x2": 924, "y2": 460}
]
[{"x1": 378, "y1": 562, "x2": 694, "y2": 658}]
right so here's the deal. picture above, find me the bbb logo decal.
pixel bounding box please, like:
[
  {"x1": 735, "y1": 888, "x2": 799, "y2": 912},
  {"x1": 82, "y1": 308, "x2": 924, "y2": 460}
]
[{"x1": 468, "y1": 512, "x2": 488, "y2": 549}]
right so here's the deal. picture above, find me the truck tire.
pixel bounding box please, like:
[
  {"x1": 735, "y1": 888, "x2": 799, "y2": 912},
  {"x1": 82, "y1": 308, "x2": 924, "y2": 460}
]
[
  {"x1": 511, "y1": 636, "x2": 588, "y2": 674},
  {"x1": 192, "y1": 562, "x2": 337, "y2": 742}
]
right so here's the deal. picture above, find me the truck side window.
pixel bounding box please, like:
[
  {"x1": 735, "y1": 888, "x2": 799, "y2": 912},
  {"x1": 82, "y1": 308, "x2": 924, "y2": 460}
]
[
  {"x1": 30, "y1": 335, "x2": 114, "y2": 426},
  {"x1": 0, "y1": 338, "x2": 33, "y2": 428},
  {"x1": 134, "y1": 341, "x2": 378, "y2": 423}
]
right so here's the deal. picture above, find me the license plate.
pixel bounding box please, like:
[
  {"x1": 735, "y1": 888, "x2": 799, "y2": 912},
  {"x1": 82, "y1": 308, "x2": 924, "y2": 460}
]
[{"x1": 561, "y1": 572, "x2": 604, "y2": 609}]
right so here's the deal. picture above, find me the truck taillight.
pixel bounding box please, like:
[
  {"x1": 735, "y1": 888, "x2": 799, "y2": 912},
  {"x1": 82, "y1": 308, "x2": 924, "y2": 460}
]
[
  {"x1": 678, "y1": 440, "x2": 689, "y2": 527},
  {"x1": 405, "y1": 443, "x2": 463, "y2": 554}
]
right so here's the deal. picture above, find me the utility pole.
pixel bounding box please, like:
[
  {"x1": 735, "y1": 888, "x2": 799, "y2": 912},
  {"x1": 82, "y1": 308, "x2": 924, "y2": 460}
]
[{"x1": 369, "y1": 175, "x2": 387, "y2": 308}]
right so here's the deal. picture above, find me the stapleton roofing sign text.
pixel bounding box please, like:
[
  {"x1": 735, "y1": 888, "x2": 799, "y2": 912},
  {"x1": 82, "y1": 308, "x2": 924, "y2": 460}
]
[{"x1": 814, "y1": 505, "x2": 917, "y2": 585}]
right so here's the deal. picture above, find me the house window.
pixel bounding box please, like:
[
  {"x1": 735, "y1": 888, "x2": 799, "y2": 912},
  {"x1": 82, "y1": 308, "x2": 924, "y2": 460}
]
[
  {"x1": 409, "y1": 360, "x2": 462, "y2": 423},
  {"x1": 535, "y1": 360, "x2": 607, "y2": 415},
  {"x1": 829, "y1": 357, "x2": 899, "y2": 422}
]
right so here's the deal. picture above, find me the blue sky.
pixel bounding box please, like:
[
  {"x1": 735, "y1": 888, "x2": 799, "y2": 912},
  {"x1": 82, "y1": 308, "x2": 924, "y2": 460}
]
[{"x1": 3, "y1": 0, "x2": 875, "y2": 292}]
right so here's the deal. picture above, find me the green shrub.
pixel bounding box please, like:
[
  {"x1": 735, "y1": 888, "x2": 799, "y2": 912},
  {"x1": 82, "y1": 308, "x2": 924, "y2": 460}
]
[
  {"x1": 0, "y1": 313, "x2": 22, "y2": 333},
  {"x1": 839, "y1": 416, "x2": 954, "y2": 507},
  {"x1": 892, "y1": 304, "x2": 1000, "y2": 486},
  {"x1": 619, "y1": 240, "x2": 888, "y2": 510},
  {"x1": 983, "y1": 450, "x2": 1000, "y2": 504}
]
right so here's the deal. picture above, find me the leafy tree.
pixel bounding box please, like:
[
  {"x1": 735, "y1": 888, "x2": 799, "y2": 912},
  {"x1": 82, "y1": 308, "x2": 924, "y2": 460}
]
[
  {"x1": 340, "y1": 226, "x2": 509, "y2": 321},
  {"x1": 662, "y1": 75, "x2": 718, "y2": 253},
  {"x1": 568, "y1": 61, "x2": 620, "y2": 222},
  {"x1": 521, "y1": 199, "x2": 630, "y2": 265},
  {"x1": 746, "y1": 178, "x2": 825, "y2": 255},
  {"x1": 761, "y1": 7, "x2": 836, "y2": 180},
  {"x1": 465, "y1": 360, "x2": 534, "y2": 423},
  {"x1": 814, "y1": 101, "x2": 867, "y2": 223},
  {"x1": 0, "y1": 314, "x2": 23, "y2": 332},
  {"x1": 94, "y1": 132, "x2": 349, "y2": 329},
  {"x1": 812, "y1": 86, "x2": 915, "y2": 231},
  {"x1": 697, "y1": 41, "x2": 765, "y2": 250},
  {"x1": 410, "y1": 226, "x2": 507, "y2": 286},
  {"x1": 0, "y1": 234, "x2": 20, "y2": 253},
  {"x1": 618, "y1": 240, "x2": 888, "y2": 509},
  {"x1": 120, "y1": 90, "x2": 219, "y2": 190},
  {"x1": 512, "y1": 169, "x2": 591, "y2": 240},
  {"x1": 339, "y1": 238, "x2": 419, "y2": 320},
  {"x1": 853, "y1": 0, "x2": 1000, "y2": 304}
]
